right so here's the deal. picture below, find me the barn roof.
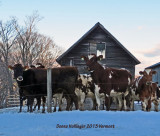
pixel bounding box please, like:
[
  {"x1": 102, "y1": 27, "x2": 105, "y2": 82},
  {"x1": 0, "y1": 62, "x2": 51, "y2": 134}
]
[
  {"x1": 146, "y1": 62, "x2": 160, "y2": 69},
  {"x1": 57, "y1": 22, "x2": 140, "y2": 64}
]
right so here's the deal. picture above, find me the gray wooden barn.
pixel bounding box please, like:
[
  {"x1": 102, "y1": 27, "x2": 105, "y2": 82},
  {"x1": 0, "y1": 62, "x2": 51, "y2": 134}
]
[
  {"x1": 146, "y1": 62, "x2": 160, "y2": 87},
  {"x1": 57, "y1": 22, "x2": 140, "y2": 77}
]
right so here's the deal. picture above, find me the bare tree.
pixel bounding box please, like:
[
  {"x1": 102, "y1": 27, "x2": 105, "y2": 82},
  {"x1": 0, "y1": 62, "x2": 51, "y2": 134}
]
[
  {"x1": 0, "y1": 12, "x2": 64, "y2": 108},
  {"x1": 13, "y1": 11, "x2": 42, "y2": 66},
  {"x1": 0, "y1": 19, "x2": 18, "y2": 66},
  {"x1": 35, "y1": 35, "x2": 63, "y2": 67},
  {"x1": 11, "y1": 33, "x2": 63, "y2": 67},
  {"x1": 9, "y1": 45, "x2": 22, "y2": 64},
  {"x1": 0, "y1": 19, "x2": 18, "y2": 93},
  {"x1": 0, "y1": 60, "x2": 10, "y2": 108}
]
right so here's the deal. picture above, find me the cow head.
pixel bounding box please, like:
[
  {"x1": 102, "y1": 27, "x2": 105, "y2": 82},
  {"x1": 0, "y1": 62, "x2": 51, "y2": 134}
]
[
  {"x1": 139, "y1": 69, "x2": 156, "y2": 85},
  {"x1": 81, "y1": 54, "x2": 103, "y2": 72},
  {"x1": 8, "y1": 64, "x2": 29, "y2": 81}
]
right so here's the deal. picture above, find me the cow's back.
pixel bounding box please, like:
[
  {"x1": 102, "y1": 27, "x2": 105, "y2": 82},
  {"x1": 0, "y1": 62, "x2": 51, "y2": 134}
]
[
  {"x1": 23, "y1": 67, "x2": 78, "y2": 95},
  {"x1": 105, "y1": 68, "x2": 132, "y2": 92},
  {"x1": 51, "y1": 67, "x2": 78, "y2": 93}
]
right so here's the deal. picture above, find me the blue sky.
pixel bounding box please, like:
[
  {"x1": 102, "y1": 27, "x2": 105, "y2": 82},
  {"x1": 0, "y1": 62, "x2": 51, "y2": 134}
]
[{"x1": 0, "y1": 0, "x2": 160, "y2": 74}]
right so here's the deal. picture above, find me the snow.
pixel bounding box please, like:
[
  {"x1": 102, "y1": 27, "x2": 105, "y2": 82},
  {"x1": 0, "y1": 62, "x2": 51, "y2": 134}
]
[{"x1": 0, "y1": 105, "x2": 160, "y2": 136}]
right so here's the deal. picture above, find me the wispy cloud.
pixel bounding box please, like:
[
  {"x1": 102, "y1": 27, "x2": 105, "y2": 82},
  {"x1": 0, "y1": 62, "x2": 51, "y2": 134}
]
[
  {"x1": 137, "y1": 44, "x2": 160, "y2": 57},
  {"x1": 135, "y1": 54, "x2": 160, "y2": 76},
  {"x1": 137, "y1": 26, "x2": 144, "y2": 30},
  {"x1": 131, "y1": 45, "x2": 160, "y2": 75}
]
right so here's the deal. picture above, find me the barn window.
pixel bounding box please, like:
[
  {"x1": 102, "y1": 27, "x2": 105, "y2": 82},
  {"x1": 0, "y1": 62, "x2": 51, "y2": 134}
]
[
  {"x1": 96, "y1": 42, "x2": 106, "y2": 58},
  {"x1": 70, "y1": 59, "x2": 73, "y2": 66}
]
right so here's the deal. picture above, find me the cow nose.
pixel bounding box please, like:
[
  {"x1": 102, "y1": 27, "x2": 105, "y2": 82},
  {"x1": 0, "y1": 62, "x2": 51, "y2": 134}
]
[
  {"x1": 146, "y1": 81, "x2": 152, "y2": 85},
  {"x1": 17, "y1": 76, "x2": 23, "y2": 81}
]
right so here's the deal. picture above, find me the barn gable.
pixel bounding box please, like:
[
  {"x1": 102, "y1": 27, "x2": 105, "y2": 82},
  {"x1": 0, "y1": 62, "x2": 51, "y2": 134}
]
[{"x1": 57, "y1": 22, "x2": 140, "y2": 76}]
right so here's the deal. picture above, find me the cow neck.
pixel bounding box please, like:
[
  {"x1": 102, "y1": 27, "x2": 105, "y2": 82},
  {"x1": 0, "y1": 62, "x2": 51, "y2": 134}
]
[
  {"x1": 16, "y1": 80, "x2": 23, "y2": 87},
  {"x1": 90, "y1": 63, "x2": 105, "y2": 85},
  {"x1": 137, "y1": 76, "x2": 151, "y2": 91}
]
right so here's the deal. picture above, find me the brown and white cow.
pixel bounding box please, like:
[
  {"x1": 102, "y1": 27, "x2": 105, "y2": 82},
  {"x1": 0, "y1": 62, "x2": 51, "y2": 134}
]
[
  {"x1": 81, "y1": 54, "x2": 132, "y2": 111},
  {"x1": 129, "y1": 69, "x2": 158, "y2": 111},
  {"x1": 75, "y1": 74, "x2": 97, "y2": 110},
  {"x1": 155, "y1": 82, "x2": 160, "y2": 100},
  {"x1": 151, "y1": 82, "x2": 159, "y2": 111}
]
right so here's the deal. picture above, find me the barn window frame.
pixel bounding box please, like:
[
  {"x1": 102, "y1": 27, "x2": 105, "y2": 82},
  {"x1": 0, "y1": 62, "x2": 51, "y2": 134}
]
[
  {"x1": 69, "y1": 58, "x2": 74, "y2": 66},
  {"x1": 96, "y1": 42, "x2": 106, "y2": 59}
]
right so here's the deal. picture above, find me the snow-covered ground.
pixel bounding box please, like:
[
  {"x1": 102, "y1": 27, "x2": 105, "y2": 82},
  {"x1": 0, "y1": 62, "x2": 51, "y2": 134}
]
[{"x1": 0, "y1": 104, "x2": 160, "y2": 136}]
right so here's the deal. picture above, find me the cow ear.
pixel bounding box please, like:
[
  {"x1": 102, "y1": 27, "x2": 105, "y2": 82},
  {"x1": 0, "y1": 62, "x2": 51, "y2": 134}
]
[
  {"x1": 23, "y1": 66, "x2": 29, "y2": 71},
  {"x1": 97, "y1": 55, "x2": 103, "y2": 61},
  {"x1": 152, "y1": 71, "x2": 156, "y2": 75},
  {"x1": 139, "y1": 71, "x2": 144, "y2": 75},
  {"x1": 81, "y1": 56, "x2": 88, "y2": 61},
  {"x1": 8, "y1": 65, "x2": 14, "y2": 70}
]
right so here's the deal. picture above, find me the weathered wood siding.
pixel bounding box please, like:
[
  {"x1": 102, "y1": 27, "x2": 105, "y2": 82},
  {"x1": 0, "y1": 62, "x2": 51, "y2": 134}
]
[
  {"x1": 152, "y1": 67, "x2": 160, "y2": 87},
  {"x1": 59, "y1": 26, "x2": 137, "y2": 77}
]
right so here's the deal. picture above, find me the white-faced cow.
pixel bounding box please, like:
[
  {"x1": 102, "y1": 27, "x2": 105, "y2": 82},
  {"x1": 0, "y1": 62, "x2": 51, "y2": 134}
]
[
  {"x1": 17, "y1": 64, "x2": 46, "y2": 112},
  {"x1": 81, "y1": 54, "x2": 132, "y2": 111},
  {"x1": 8, "y1": 64, "x2": 79, "y2": 113},
  {"x1": 129, "y1": 69, "x2": 159, "y2": 111},
  {"x1": 75, "y1": 74, "x2": 97, "y2": 110}
]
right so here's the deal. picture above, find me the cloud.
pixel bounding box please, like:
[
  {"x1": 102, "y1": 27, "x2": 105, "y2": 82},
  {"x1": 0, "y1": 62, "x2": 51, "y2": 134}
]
[
  {"x1": 137, "y1": 44, "x2": 160, "y2": 57},
  {"x1": 135, "y1": 54, "x2": 160, "y2": 76},
  {"x1": 137, "y1": 26, "x2": 144, "y2": 30},
  {"x1": 131, "y1": 46, "x2": 160, "y2": 76}
]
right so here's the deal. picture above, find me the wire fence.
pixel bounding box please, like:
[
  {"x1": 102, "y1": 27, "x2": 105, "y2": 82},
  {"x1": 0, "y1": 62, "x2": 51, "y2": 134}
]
[
  {"x1": 17, "y1": 81, "x2": 133, "y2": 88},
  {"x1": 12, "y1": 80, "x2": 133, "y2": 98}
]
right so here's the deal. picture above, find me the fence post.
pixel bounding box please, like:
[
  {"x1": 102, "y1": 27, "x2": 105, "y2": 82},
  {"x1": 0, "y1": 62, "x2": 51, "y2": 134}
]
[{"x1": 47, "y1": 68, "x2": 52, "y2": 113}]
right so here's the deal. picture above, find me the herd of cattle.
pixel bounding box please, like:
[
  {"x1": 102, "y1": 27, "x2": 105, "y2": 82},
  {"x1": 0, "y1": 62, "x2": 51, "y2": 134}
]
[{"x1": 8, "y1": 54, "x2": 160, "y2": 113}]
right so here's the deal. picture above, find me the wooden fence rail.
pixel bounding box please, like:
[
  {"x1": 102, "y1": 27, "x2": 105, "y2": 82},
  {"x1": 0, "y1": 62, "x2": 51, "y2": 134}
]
[{"x1": 7, "y1": 95, "x2": 20, "y2": 107}]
